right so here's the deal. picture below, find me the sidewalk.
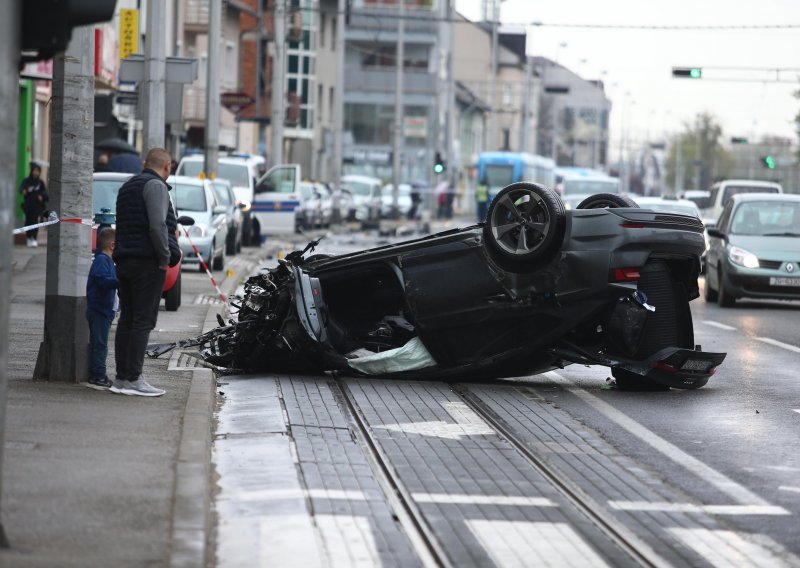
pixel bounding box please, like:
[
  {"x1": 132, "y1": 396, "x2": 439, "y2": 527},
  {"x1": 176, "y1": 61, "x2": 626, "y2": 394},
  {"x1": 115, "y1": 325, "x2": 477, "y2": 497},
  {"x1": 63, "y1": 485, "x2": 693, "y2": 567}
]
[{"x1": 0, "y1": 241, "x2": 267, "y2": 568}]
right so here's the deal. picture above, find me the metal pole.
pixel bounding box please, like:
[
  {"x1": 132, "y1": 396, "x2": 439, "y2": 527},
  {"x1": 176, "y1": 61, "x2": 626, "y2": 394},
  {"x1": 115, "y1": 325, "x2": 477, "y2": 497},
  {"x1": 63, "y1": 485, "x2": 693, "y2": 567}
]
[
  {"x1": 331, "y1": 0, "x2": 346, "y2": 223},
  {"x1": 255, "y1": 0, "x2": 264, "y2": 156},
  {"x1": 142, "y1": 0, "x2": 167, "y2": 150},
  {"x1": 445, "y1": 0, "x2": 456, "y2": 174},
  {"x1": 271, "y1": 0, "x2": 286, "y2": 167},
  {"x1": 33, "y1": 26, "x2": 94, "y2": 383},
  {"x1": 0, "y1": 0, "x2": 22, "y2": 547},
  {"x1": 487, "y1": 0, "x2": 498, "y2": 152},
  {"x1": 204, "y1": 0, "x2": 221, "y2": 178},
  {"x1": 391, "y1": 0, "x2": 405, "y2": 217},
  {"x1": 520, "y1": 56, "x2": 532, "y2": 153}
]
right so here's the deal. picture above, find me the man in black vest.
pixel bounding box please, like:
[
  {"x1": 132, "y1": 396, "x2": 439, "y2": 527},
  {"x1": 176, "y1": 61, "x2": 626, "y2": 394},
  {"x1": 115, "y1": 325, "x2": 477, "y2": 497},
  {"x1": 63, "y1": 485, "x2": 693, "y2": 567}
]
[{"x1": 110, "y1": 148, "x2": 180, "y2": 397}]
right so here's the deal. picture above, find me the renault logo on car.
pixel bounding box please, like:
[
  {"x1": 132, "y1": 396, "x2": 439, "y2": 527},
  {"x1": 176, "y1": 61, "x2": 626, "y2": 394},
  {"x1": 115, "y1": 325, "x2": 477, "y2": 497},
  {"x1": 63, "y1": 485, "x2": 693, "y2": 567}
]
[{"x1": 787, "y1": 263, "x2": 795, "y2": 273}]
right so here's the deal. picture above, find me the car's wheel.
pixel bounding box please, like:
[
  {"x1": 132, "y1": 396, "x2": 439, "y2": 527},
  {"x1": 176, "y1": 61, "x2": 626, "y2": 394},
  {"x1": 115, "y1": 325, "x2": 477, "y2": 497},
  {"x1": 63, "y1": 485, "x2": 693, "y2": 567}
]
[
  {"x1": 483, "y1": 182, "x2": 566, "y2": 271},
  {"x1": 213, "y1": 244, "x2": 225, "y2": 271},
  {"x1": 241, "y1": 216, "x2": 251, "y2": 246},
  {"x1": 577, "y1": 193, "x2": 639, "y2": 209},
  {"x1": 612, "y1": 260, "x2": 694, "y2": 391},
  {"x1": 251, "y1": 218, "x2": 261, "y2": 247},
  {"x1": 226, "y1": 230, "x2": 236, "y2": 256},
  {"x1": 164, "y1": 272, "x2": 181, "y2": 312},
  {"x1": 717, "y1": 267, "x2": 736, "y2": 307},
  {"x1": 703, "y1": 272, "x2": 718, "y2": 302}
]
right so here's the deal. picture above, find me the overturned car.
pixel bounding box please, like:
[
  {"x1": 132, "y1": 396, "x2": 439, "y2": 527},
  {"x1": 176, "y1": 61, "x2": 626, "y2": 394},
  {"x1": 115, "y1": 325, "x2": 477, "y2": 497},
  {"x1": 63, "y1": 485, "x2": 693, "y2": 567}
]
[{"x1": 193, "y1": 183, "x2": 726, "y2": 390}]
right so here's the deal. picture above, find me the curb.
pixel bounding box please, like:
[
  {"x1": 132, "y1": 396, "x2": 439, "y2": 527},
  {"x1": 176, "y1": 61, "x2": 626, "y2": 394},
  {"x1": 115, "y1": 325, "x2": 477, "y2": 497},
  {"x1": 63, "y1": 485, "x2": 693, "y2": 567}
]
[{"x1": 167, "y1": 256, "x2": 262, "y2": 568}]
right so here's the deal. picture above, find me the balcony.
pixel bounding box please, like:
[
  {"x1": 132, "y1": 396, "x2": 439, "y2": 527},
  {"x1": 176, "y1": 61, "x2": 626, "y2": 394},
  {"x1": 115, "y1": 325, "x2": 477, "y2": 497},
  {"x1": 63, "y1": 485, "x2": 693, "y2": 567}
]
[
  {"x1": 185, "y1": 0, "x2": 209, "y2": 30},
  {"x1": 344, "y1": 66, "x2": 435, "y2": 96}
]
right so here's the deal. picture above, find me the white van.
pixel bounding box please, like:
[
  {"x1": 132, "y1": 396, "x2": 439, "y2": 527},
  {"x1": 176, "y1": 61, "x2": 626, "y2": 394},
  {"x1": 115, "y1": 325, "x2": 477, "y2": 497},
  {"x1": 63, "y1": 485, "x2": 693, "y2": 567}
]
[
  {"x1": 705, "y1": 179, "x2": 782, "y2": 224},
  {"x1": 341, "y1": 175, "x2": 382, "y2": 226}
]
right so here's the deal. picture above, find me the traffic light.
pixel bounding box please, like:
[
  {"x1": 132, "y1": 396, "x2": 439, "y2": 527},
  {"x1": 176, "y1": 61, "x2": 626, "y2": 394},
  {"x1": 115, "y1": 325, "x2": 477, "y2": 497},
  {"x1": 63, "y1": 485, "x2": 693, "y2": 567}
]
[
  {"x1": 672, "y1": 67, "x2": 702, "y2": 79},
  {"x1": 21, "y1": 0, "x2": 117, "y2": 63},
  {"x1": 761, "y1": 155, "x2": 776, "y2": 170},
  {"x1": 433, "y1": 152, "x2": 446, "y2": 174}
]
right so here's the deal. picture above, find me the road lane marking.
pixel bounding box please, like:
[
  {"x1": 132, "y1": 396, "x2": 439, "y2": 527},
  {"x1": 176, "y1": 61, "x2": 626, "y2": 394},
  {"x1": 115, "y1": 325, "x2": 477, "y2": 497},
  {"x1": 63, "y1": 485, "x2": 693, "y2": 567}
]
[
  {"x1": 375, "y1": 420, "x2": 495, "y2": 439},
  {"x1": 466, "y1": 520, "x2": 611, "y2": 568},
  {"x1": 412, "y1": 493, "x2": 556, "y2": 507},
  {"x1": 314, "y1": 515, "x2": 380, "y2": 567},
  {"x1": 702, "y1": 320, "x2": 737, "y2": 331},
  {"x1": 779, "y1": 486, "x2": 800, "y2": 494},
  {"x1": 609, "y1": 501, "x2": 789, "y2": 516},
  {"x1": 668, "y1": 528, "x2": 800, "y2": 568},
  {"x1": 235, "y1": 488, "x2": 371, "y2": 502},
  {"x1": 546, "y1": 371, "x2": 779, "y2": 508},
  {"x1": 755, "y1": 337, "x2": 800, "y2": 354}
]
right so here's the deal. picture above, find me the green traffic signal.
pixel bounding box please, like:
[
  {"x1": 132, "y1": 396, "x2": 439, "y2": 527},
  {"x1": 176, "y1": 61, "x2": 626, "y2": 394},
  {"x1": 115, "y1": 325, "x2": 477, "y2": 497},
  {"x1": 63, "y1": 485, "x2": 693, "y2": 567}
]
[
  {"x1": 761, "y1": 155, "x2": 776, "y2": 170},
  {"x1": 672, "y1": 67, "x2": 702, "y2": 79},
  {"x1": 433, "y1": 151, "x2": 445, "y2": 174}
]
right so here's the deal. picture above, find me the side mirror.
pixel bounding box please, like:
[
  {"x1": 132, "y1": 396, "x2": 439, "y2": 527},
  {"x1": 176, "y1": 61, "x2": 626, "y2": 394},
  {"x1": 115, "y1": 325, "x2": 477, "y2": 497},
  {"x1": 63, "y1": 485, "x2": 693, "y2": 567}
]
[
  {"x1": 213, "y1": 206, "x2": 227, "y2": 215},
  {"x1": 707, "y1": 227, "x2": 725, "y2": 240},
  {"x1": 177, "y1": 215, "x2": 195, "y2": 226}
]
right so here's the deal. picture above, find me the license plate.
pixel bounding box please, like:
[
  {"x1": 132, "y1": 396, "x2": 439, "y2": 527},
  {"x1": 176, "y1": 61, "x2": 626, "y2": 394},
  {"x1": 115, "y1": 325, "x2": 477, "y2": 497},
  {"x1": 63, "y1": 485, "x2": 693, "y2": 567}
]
[
  {"x1": 681, "y1": 359, "x2": 711, "y2": 372},
  {"x1": 769, "y1": 277, "x2": 800, "y2": 287}
]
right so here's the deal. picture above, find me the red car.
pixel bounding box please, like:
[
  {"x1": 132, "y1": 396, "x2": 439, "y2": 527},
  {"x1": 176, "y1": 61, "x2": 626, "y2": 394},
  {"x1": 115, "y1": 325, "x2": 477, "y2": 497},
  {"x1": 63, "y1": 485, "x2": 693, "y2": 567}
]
[{"x1": 92, "y1": 172, "x2": 183, "y2": 311}]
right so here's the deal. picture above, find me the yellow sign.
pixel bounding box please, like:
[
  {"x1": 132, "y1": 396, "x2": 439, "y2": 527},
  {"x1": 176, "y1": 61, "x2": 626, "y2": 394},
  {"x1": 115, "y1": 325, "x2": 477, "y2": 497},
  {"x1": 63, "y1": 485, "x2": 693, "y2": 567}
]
[{"x1": 119, "y1": 9, "x2": 139, "y2": 61}]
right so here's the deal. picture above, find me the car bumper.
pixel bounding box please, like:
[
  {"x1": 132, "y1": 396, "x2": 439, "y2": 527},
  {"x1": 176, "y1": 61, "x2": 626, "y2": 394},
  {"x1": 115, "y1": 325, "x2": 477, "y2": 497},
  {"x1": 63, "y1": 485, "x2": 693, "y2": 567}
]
[
  {"x1": 179, "y1": 237, "x2": 213, "y2": 265},
  {"x1": 723, "y1": 263, "x2": 800, "y2": 300}
]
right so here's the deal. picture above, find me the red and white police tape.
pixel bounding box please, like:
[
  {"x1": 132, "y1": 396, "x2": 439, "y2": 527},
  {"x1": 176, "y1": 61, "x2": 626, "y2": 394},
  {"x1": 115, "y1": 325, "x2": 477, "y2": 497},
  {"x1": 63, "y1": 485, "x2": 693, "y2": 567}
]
[{"x1": 179, "y1": 224, "x2": 228, "y2": 308}]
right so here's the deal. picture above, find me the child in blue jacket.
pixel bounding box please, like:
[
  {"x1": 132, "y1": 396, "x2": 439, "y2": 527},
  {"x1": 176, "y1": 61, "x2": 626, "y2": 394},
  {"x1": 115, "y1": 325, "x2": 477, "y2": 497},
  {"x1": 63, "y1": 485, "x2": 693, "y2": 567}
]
[{"x1": 86, "y1": 228, "x2": 119, "y2": 390}]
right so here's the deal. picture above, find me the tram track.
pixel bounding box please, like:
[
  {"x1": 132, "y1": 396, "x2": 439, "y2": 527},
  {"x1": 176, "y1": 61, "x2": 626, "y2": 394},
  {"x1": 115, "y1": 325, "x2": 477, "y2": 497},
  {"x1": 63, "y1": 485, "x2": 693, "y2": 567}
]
[{"x1": 333, "y1": 377, "x2": 670, "y2": 568}]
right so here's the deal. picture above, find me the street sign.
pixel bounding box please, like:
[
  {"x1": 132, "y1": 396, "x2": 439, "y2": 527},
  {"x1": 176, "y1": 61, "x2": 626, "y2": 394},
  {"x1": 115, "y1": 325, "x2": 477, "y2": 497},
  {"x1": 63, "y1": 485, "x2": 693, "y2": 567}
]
[
  {"x1": 220, "y1": 92, "x2": 255, "y2": 113},
  {"x1": 119, "y1": 9, "x2": 139, "y2": 61}
]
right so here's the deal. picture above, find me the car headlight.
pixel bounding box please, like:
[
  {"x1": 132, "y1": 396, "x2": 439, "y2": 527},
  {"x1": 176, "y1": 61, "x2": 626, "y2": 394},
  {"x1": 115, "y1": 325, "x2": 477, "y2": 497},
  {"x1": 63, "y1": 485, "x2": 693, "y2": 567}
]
[
  {"x1": 188, "y1": 224, "x2": 208, "y2": 237},
  {"x1": 728, "y1": 245, "x2": 759, "y2": 268}
]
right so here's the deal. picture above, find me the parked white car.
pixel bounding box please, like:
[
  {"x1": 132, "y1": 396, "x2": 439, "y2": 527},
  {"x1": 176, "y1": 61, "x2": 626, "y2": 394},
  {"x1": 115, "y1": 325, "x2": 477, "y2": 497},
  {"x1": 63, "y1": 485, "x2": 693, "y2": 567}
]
[
  {"x1": 169, "y1": 175, "x2": 230, "y2": 271},
  {"x1": 341, "y1": 174, "x2": 382, "y2": 226},
  {"x1": 380, "y1": 183, "x2": 413, "y2": 218}
]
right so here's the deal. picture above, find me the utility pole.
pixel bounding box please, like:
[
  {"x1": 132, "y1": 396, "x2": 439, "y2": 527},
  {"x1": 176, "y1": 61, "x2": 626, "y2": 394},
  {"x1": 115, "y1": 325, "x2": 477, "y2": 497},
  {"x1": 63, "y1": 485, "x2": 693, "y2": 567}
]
[
  {"x1": 204, "y1": 0, "x2": 222, "y2": 178},
  {"x1": 445, "y1": 0, "x2": 456, "y2": 180},
  {"x1": 487, "y1": 0, "x2": 498, "y2": 152},
  {"x1": 142, "y1": 0, "x2": 167, "y2": 150},
  {"x1": 271, "y1": 0, "x2": 286, "y2": 168},
  {"x1": 520, "y1": 56, "x2": 533, "y2": 153},
  {"x1": 33, "y1": 26, "x2": 94, "y2": 382},
  {"x1": 0, "y1": 0, "x2": 22, "y2": 548},
  {"x1": 391, "y1": 0, "x2": 405, "y2": 217},
  {"x1": 331, "y1": 0, "x2": 346, "y2": 223}
]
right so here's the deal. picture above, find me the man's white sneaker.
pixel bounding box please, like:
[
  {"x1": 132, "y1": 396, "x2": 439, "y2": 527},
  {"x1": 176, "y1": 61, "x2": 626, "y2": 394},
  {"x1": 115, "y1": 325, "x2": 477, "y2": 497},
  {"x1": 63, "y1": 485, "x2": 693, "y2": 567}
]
[
  {"x1": 120, "y1": 378, "x2": 165, "y2": 397},
  {"x1": 109, "y1": 379, "x2": 130, "y2": 394}
]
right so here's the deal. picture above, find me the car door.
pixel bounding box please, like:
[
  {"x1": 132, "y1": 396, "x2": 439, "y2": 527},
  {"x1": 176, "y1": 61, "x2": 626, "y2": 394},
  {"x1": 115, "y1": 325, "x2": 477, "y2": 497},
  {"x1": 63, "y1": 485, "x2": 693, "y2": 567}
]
[
  {"x1": 706, "y1": 201, "x2": 733, "y2": 288},
  {"x1": 253, "y1": 164, "x2": 302, "y2": 234}
]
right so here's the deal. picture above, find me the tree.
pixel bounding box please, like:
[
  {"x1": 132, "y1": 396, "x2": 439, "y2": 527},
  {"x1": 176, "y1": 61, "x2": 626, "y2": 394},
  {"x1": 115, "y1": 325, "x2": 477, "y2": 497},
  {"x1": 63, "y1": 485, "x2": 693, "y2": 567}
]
[{"x1": 665, "y1": 112, "x2": 734, "y2": 191}]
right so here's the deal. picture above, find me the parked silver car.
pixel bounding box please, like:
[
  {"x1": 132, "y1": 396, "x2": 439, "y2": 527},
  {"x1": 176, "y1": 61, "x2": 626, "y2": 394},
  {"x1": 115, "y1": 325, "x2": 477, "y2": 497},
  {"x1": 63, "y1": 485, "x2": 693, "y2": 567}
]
[
  {"x1": 212, "y1": 178, "x2": 243, "y2": 254},
  {"x1": 170, "y1": 175, "x2": 230, "y2": 271}
]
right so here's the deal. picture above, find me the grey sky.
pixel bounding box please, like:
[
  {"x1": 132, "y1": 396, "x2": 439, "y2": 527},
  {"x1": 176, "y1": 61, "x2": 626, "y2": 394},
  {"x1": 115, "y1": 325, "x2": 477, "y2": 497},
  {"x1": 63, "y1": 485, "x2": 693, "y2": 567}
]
[{"x1": 455, "y1": 0, "x2": 800, "y2": 154}]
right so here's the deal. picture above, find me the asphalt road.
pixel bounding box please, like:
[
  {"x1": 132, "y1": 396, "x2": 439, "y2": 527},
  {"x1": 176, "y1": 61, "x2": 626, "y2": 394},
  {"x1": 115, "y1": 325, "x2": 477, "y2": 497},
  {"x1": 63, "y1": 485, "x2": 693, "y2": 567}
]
[{"x1": 210, "y1": 228, "x2": 800, "y2": 567}]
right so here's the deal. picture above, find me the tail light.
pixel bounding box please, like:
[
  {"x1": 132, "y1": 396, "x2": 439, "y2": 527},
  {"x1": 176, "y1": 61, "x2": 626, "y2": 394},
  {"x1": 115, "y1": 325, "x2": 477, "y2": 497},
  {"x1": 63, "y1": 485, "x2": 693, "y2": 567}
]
[{"x1": 610, "y1": 267, "x2": 641, "y2": 282}]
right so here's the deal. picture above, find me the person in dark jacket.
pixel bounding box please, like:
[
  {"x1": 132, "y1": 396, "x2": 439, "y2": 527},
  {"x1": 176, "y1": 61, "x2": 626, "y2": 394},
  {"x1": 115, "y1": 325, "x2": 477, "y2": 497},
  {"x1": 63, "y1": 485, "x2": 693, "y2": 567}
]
[
  {"x1": 110, "y1": 148, "x2": 179, "y2": 397},
  {"x1": 86, "y1": 228, "x2": 119, "y2": 390},
  {"x1": 19, "y1": 163, "x2": 49, "y2": 247}
]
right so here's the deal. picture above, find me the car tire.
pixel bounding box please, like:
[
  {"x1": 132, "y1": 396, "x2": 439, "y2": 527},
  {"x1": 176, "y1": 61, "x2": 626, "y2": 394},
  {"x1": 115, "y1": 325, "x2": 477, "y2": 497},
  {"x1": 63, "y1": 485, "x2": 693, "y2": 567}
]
[
  {"x1": 213, "y1": 245, "x2": 225, "y2": 271},
  {"x1": 576, "y1": 193, "x2": 639, "y2": 209},
  {"x1": 164, "y1": 271, "x2": 181, "y2": 312},
  {"x1": 226, "y1": 230, "x2": 236, "y2": 256},
  {"x1": 251, "y1": 218, "x2": 261, "y2": 247},
  {"x1": 612, "y1": 260, "x2": 693, "y2": 391},
  {"x1": 483, "y1": 182, "x2": 566, "y2": 271},
  {"x1": 703, "y1": 272, "x2": 718, "y2": 302},
  {"x1": 717, "y1": 267, "x2": 736, "y2": 307}
]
